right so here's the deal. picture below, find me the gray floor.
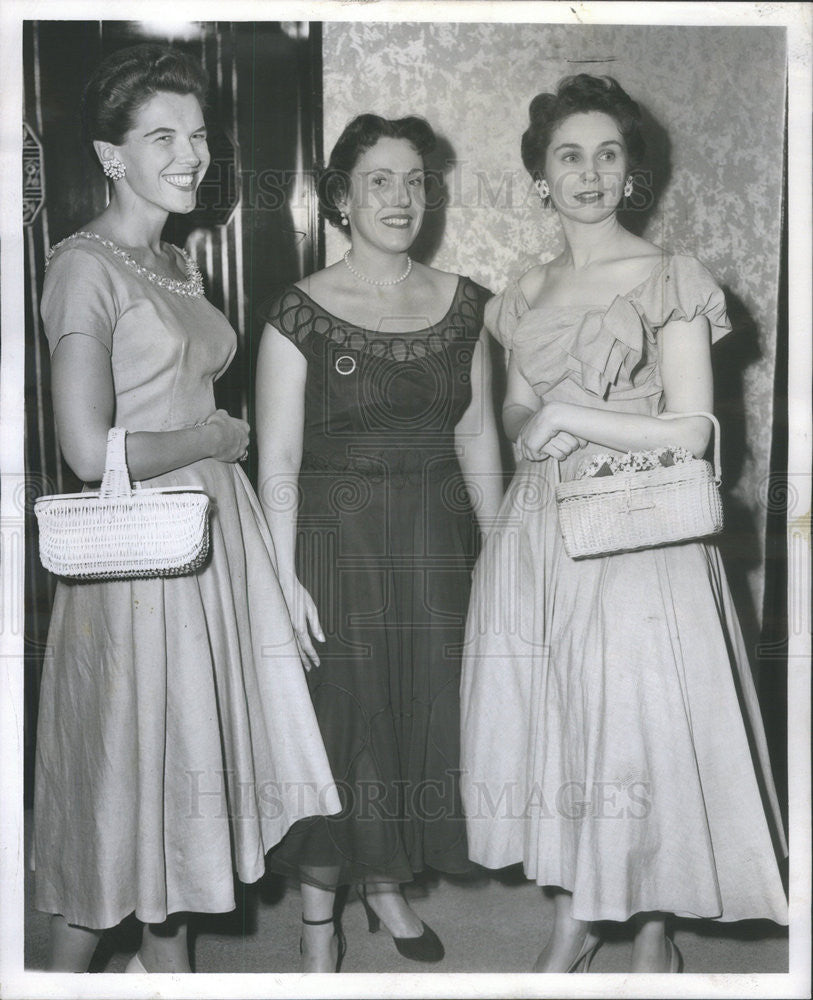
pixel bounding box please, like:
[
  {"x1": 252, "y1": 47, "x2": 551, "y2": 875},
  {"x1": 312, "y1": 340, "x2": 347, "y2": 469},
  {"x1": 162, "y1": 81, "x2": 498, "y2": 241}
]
[{"x1": 24, "y1": 824, "x2": 788, "y2": 976}]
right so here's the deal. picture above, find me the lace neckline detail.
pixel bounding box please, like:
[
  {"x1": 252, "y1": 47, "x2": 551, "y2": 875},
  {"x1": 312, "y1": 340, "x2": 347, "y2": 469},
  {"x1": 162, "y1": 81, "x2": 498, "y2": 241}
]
[
  {"x1": 293, "y1": 275, "x2": 464, "y2": 335},
  {"x1": 264, "y1": 276, "x2": 485, "y2": 363},
  {"x1": 46, "y1": 231, "x2": 204, "y2": 298}
]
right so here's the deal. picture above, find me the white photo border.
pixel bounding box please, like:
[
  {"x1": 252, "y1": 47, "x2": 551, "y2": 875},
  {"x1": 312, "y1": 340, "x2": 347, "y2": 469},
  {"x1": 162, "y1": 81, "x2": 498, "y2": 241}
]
[{"x1": 1, "y1": 3, "x2": 810, "y2": 999}]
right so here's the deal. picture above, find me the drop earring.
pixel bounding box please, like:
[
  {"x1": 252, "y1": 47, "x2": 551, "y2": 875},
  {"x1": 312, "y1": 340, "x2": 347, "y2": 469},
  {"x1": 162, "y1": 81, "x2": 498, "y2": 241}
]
[
  {"x1": 623, "y1": 176, "x2": 634, "y2": 199},
  {"x1": 536, "y1": 179, "x2": 550, "y2": 204},
  {"x1": 102, "y1": 157, "x2": 126, "y2": 181},
  {"x1": 340, "y1": 211, "x2": 349, "y2": 227}
]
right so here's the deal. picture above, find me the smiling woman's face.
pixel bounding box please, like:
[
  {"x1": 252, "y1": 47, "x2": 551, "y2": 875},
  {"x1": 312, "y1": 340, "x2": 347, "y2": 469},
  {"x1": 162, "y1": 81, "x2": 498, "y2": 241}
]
[
  {"x1": 339, "y1": 136, "x2": 426, "y2": 255},
  {"x1": 106, "y1": 90, "x2": 210, "y2": 220},
  {"x1": 542, "y1": 111, "x2": 628, "y2": 224}
]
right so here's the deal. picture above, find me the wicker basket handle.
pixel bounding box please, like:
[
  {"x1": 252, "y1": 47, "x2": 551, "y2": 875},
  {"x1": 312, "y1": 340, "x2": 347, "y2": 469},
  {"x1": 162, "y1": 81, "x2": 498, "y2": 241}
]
[
  {"x1": 656, "y1": 411, "x2": 721, "y2": 482},
  {"x1": 549, "y1": 410, "x2": 721, "y2": 485},
  {"x1": 99, "y1": 427, "x2": 133, "y2": 499}
]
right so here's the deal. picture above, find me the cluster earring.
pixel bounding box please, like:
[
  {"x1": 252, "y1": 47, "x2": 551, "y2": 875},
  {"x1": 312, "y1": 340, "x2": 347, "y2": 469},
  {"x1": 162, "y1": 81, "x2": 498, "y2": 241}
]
[
  {"x1": 536, "y1": 178, "x2": 550, "y2": 204},
  {"x1": 624, "y1": 176, "x2": 634, "y2": 199},
  {"x1": 340, "y1": 211, "x2": 349, "y2": 227},
  {"x1": 102, "y1": 157, "x2": 126, "y2": 181}
]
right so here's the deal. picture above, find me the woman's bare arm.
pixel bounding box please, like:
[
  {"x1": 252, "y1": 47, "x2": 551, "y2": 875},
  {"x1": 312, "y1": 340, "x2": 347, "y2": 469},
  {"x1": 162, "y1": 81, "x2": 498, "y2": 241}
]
[
  {"x1": 455, "y1": 328, "x2": 505, "y2": 534},
  {"x1": 50, "y1": 333, "x2": 248, "y2": 482},
  {"x1": 255, "y1": 323, "x2": 323, "y2": 668},
  {"x1": 517, "y1": 316, "x2": 714, "y2": 461},
  {"x1": 502, "y1": 347, "x2": 585, "y2": 460}
]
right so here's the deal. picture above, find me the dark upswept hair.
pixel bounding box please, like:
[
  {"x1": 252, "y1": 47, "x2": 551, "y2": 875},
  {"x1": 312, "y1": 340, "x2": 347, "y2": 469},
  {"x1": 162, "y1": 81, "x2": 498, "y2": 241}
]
[
  {"x1": 318, "y1": 114, "x2": 436, "y2": 229},
  {"x1": 521, "y1": 74, "x2": 645, "y2": 181},
  {"x1": 81, "y1": 43, "x2": 209, "y2": 146}
]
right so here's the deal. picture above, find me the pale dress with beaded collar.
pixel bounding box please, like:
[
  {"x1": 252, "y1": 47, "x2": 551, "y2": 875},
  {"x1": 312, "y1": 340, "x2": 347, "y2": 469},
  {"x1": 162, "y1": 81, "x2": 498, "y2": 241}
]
[{"x1": 33, "y1": 234, "x2": 340, "y2": 929}]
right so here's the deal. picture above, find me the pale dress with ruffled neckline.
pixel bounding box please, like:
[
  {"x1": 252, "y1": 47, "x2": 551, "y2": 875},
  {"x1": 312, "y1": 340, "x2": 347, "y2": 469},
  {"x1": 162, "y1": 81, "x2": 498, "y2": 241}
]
[{"x1": 460, "y1": 253, "x2": 787, "y2": 923}]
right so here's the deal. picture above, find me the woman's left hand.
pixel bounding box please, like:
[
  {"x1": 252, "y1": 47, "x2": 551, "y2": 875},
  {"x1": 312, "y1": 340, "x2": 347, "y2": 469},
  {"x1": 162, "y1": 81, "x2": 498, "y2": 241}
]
[{"x1": 518, "y1": 405, "x2": 586, "y2": 461}]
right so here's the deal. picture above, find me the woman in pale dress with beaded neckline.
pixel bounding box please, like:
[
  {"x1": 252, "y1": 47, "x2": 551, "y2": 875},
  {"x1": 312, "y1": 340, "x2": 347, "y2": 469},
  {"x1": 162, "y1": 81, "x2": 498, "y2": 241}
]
[{"x1": 34, "y1": 44, "x2": 339, "y2": 972}]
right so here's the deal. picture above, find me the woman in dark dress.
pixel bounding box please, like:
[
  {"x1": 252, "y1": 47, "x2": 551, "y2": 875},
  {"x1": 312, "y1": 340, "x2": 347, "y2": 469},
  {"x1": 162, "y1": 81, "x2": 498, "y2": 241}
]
[{"x1": 256, "y1": 114, "x2": 503, "y2": 971}]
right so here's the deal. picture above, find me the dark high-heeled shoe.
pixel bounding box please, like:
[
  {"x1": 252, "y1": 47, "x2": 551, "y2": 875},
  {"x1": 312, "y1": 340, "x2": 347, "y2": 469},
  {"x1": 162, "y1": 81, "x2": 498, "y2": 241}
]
[
  {"x1": 356, "y1": 884, "x2": 444, "y2": 963},
  {"x1": 300, "y1": 914, "x2": 347, "y2": 973}
]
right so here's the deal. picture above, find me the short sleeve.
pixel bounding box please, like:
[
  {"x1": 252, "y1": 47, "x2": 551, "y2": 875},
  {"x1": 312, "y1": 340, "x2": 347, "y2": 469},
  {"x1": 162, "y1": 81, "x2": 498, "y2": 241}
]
[
  {"x1": 40, "y1": 245, "x2": 118, "y2": 355},
  {"x1": 455, "y1": 277, "x2": 492, "y2": 343},
  {"x1": 258, "y1": 286, "x2": 318, "y2": 357},
  {"x1": 634, "y1": 254, "x2": 732, "y2": 344},
  {"x1": 483, "y1": 280, "x2": 529, "y2": 350}
]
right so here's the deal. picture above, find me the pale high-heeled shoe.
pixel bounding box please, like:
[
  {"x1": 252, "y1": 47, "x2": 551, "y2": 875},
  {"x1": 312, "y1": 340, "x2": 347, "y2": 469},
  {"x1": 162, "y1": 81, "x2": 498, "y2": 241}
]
[
  {"x1": 124, "y1": 952, "x2": 148, "y2": 973},
  {"x1": 533, "y1": 927, "x2": 602, "y2": 973},
  {"x1": 568, "y1": 930, "x2": 602, "y2": 972},
  {"x1": 666, "y1": 937, "x2": 684, "y2": 973}
]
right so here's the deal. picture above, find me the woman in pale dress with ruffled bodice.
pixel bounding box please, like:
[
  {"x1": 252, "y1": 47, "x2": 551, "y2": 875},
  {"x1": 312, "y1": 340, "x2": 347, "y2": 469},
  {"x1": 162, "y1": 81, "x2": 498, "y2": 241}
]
[{"x1": 460, "y1": 74, "x2": 787, "y2": 973}]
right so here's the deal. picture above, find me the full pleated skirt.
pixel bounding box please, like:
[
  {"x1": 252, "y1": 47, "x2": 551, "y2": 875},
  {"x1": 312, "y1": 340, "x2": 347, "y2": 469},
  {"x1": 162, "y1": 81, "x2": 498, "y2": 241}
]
[
  {"x1": 34, "y1": 459, "x2": 340, "y2": 929},
  {"x1": 461, "y1": 455, "x2": 788, "y2": 924}
]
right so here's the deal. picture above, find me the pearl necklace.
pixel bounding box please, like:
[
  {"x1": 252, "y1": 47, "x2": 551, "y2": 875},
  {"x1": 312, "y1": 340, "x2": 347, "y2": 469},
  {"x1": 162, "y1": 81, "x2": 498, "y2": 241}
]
[
  {"x1": 46, "y1": 231, "x2": 204, "y2": 298},
  {"x1": 343, "y1": 249, "x2": 412, "y2": 286}
]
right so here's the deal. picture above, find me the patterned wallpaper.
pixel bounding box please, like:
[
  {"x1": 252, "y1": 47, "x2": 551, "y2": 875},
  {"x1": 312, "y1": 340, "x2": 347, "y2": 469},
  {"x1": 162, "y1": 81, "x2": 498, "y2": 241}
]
[{"x1": 322, "y1": 22, "x2": 787, "y2": 632}]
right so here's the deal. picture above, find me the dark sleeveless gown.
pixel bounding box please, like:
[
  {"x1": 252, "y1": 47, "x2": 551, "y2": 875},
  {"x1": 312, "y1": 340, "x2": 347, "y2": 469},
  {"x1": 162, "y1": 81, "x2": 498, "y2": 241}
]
[{"x1": 260, "y1": 276, "x2": 489, "y2": 886}]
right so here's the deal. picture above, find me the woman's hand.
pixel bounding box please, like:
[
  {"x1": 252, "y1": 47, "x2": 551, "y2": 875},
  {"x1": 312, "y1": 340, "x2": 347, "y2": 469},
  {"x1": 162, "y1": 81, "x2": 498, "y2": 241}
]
[
  {"x1": 280, "y1": 577, "x2": 325, "y2": 670},
  {"x1": 200, "y1": 409, "x2": 250, "y2": 463},
  {"x1": 517, "y1": 405, "x2": 586, "y2": 462},
  {"x1": 526, "y1": 430, "x2": 587, "y2": 462}
]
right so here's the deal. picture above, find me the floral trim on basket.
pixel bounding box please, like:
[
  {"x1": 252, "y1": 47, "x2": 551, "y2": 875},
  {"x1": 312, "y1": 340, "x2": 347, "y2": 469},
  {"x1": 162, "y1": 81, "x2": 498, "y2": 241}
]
[{"x1": 577, "y1": 446, "x2": 694, "y2": 479}]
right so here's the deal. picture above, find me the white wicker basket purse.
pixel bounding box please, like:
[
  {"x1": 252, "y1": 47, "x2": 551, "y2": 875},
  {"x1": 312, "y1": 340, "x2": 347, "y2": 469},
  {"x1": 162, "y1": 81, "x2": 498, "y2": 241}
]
[
  {"x1": 35, "y1": 427, "x2": 211, "y2": 580},
  {"x1": 554, "y1": 411, "x2": 723, "y2": 559}
]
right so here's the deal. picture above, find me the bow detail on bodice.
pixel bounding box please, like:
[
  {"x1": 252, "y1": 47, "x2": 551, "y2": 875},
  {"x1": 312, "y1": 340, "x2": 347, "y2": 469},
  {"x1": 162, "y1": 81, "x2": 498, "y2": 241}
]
[
  {"x1": 511, "y1": 293, "x2": 652, "y2": 399},
  {"x1": 486, "y1": 254, "x2": 732, "y2": 403}
]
